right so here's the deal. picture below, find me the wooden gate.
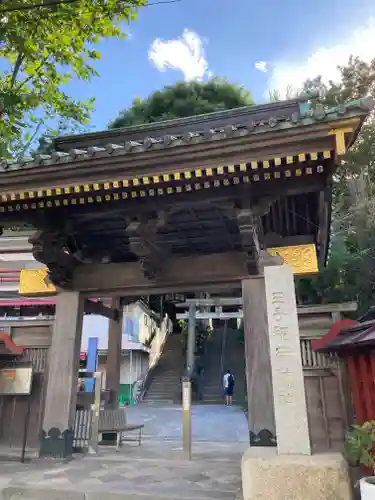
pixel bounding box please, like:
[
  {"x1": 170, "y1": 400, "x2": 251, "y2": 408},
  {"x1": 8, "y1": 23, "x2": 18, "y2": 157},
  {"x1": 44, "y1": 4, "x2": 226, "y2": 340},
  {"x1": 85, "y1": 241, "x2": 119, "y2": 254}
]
[{"x1": 301, "y1": 338, "x2": 349, "y2": 452}]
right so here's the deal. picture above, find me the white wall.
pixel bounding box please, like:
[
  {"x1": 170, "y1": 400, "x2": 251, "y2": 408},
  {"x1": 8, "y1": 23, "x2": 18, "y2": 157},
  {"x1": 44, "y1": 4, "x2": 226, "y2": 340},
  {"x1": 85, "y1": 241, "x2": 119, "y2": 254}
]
[
  {"x1": 80, "y1": 312, "x2": 151, "y2": 352},
  {"x1": 80, "y1": 303, "x2": 167, "y2": 386},
  {"x1": 119, "y1": 352, "x2": 149, "y2": 385},
  {"x1": 123, "y1": 302, "x2": 159, "y2": 344},
  {"x1": 97, "y1": 352, "x2": 149, "y2": 387}
]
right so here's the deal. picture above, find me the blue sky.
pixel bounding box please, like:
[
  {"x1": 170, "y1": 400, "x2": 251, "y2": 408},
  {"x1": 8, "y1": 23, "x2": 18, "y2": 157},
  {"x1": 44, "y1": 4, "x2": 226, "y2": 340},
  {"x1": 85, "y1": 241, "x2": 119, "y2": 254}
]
[{"x1": 67, "y1": 0, "x2": 375, "y2": 132}]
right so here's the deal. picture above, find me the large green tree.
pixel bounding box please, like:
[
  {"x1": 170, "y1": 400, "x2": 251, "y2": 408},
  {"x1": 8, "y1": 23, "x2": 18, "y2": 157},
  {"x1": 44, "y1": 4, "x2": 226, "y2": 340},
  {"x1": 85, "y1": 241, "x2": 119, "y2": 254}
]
[
  {"x1": 296, "y1": 56, "x2": 375, "y2": 314},
  {"x1": 109, "y1": 79, "x2": 255, "y2": 128},
  {"x1": 0, "y1": 0, "x2": 144, "y2": 157}
]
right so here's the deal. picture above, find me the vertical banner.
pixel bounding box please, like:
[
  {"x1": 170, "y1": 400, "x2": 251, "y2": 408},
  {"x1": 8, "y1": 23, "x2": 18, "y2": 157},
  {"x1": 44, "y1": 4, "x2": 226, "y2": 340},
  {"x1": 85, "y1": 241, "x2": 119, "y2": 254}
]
[{"x1": 85, "y1": 337, "x2": 98, "y2": 393}]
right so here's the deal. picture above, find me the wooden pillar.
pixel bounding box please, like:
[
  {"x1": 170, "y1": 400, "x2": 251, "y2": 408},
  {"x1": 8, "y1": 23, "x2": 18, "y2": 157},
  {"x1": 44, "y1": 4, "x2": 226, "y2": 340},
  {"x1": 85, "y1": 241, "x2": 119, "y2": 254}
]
[
  {"x1": 40, "y1": 291, "x2": 84, "y2": 458},
  {"x1": 101, "y1": 297, "x2": 123, "y2": 445},
  {"x1": 106, "y1": 297, "x2": 123, "y2": 408},
  {"x1": 242, "y1": 276, "x2": 276, "y2": 446}
]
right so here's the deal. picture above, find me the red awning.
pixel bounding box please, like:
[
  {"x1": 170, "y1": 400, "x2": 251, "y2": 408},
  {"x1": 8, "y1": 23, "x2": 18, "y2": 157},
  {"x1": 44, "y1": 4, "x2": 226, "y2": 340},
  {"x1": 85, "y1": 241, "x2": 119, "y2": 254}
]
[
  {"x1": 0, "y1": 299, "x2": 56, "y2": 307},
  {"x1": 0, "y1": 332, "x2": 24, "y2": 355},
  {"x1": 311, "y1": 319, "x2": 358, "y2": 350}
]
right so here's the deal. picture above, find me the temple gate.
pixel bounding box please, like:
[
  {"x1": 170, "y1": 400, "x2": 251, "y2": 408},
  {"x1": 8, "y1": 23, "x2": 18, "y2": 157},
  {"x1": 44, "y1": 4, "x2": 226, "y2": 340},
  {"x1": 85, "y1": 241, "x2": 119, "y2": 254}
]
[{"x1": 0, "y1": 95, "x2": 372, "y2": 498}]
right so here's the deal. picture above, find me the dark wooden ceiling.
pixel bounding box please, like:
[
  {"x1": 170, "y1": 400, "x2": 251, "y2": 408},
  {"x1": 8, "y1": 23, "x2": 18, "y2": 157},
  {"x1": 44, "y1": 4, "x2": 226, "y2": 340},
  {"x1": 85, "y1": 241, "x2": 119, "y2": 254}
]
[{"x1": 59, "y1": 190, "x2": 319, "y2": 263}]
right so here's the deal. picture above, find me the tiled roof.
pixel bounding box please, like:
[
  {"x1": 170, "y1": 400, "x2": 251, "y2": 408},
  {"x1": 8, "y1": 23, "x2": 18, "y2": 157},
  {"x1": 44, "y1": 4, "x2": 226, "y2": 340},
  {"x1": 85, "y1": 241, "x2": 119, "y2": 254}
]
[{"x1": 0, "y1": 97, "x2": 372, "y2": 173}]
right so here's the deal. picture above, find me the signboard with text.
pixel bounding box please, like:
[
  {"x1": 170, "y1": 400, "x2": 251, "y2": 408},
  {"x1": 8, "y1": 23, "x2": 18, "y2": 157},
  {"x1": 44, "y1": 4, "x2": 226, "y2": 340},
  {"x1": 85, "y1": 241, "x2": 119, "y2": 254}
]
[{"x1": 0, "y1": 367, "x2": 33, "y2": 395}]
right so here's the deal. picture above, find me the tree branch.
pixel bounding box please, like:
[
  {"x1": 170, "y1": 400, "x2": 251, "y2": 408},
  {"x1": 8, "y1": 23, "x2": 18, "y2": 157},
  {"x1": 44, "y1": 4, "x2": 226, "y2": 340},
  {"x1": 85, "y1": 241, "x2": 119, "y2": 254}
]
[
  {"x1": 11, "y1": 53, "x2": 25, "y2": 87},
  {"x1": 18, "y1": 120, "x2": 43, "y2": 157},
  {"x1": 17, "y1": 55, "x2": 50, "y2": 91}
]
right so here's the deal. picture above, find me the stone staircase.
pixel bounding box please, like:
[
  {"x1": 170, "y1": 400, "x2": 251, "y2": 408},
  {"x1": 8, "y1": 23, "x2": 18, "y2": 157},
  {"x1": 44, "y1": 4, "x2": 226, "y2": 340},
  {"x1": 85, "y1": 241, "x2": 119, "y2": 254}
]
[
  {"x1": 202, "y1": 326, "x2": 245, "y2": 404},
  {"x1": 143, "y1": 332, "x2": 184, "y2": 403}
]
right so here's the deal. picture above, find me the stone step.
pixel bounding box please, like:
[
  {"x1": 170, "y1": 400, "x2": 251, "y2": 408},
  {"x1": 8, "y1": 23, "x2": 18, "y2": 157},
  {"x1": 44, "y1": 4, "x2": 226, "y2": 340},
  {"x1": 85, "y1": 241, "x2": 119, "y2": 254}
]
[
  {"x1": 151, "y1": 379, "x2": 181, "y2": 383},
  {"x1": 147, "y1": 386, "x2": 179, "y2": 391},
  {"x1": 148, "y1": 379, "x2": 181, "y2": 385},
  {"x1": 145, "y1": 390, "x2": 178, "y2": 394},
  {"x1": 148, "y1": 388, "x2": 179, "y2": 392},
  {"x1": 147, "y1": 389, "x2": 179, "y2": 394},
  {"x1": 1, "y1": 485, "x2": 241, "y2": 500}
]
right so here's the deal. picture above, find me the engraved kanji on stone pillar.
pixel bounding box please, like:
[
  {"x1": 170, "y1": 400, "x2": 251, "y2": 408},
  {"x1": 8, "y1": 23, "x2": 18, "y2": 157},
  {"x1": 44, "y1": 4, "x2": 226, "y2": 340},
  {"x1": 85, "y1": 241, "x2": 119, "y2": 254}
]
[{"x1": 264, "y1": 264, "x2": 311, "y2": 455}]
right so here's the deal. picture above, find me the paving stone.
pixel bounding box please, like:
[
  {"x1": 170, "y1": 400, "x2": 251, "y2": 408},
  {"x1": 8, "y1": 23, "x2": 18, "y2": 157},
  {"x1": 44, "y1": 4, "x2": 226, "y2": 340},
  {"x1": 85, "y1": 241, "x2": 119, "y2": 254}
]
[
  {"x1": 0, "y1": 405, "x2": 246, "y2": 500},
  {"x1": 0, "y1": 487, "x2": 85, "y2": 500}
]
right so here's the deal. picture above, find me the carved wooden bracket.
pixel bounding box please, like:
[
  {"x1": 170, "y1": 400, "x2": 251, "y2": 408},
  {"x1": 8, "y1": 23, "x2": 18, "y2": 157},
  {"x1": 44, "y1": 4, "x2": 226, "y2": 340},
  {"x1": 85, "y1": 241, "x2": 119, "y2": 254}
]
[
  {"x1": 236, "y1": 209, "x2": 262, "y2": 275},
  {"x1": 259, "y1": 249, "x2": 284, "y2": 271},
  {"x1": 28, "y1": 230, "x2": 81, "y2": 287},
  {"x1": 126, "y1": 217, "x2": 166, "y2": 280}
]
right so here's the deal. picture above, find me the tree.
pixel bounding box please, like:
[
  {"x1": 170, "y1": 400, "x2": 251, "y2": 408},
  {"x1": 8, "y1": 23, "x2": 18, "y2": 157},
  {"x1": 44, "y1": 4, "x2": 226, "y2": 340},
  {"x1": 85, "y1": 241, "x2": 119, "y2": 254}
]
[
  {"x1": 295, "y1": 56, "x2": 375, "y2": 314},
  {"x1": 0, "y1": 0, "x2": 144, "y2": 157},
  {"x1": 109, "y1": 79, "x2": 255, "y2": 128}
]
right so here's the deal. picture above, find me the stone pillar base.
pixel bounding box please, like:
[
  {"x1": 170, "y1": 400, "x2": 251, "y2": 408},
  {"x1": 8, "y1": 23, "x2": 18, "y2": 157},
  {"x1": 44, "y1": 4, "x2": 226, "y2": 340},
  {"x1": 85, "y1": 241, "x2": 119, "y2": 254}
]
[
  {"x1": 39, "y1": 427, "x2": 73, "y2": 459},
  {"x1": 242, "y1": 447, "x2": 352, "y2": 500}
]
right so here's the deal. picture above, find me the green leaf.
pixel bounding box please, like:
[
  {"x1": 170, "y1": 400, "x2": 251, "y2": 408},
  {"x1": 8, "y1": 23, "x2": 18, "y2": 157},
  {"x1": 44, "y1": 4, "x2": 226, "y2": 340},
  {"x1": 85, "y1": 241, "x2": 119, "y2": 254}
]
[{"x1": 0, "y1": 0, "x2": 144, "y2": 157}]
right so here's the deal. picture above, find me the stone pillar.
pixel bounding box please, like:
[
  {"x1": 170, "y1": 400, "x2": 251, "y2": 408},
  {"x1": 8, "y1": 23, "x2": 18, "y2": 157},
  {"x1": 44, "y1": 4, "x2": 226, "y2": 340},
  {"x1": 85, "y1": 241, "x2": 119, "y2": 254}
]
[
  {"x1": 264, "y1": 264, "x2": 311, "y2": 455},
  {"x1": 186, "y1": 303, "x2": 196, "y2": 377},
  {"x1": 105, "y1": 297, "x2": 123, "y2": 408},
  {"x1": 40, "y1": 291, "x2": 84, "y2": 458},
  {"x1": 242, "y1": 276, "x2": 276, "y2": 446}
]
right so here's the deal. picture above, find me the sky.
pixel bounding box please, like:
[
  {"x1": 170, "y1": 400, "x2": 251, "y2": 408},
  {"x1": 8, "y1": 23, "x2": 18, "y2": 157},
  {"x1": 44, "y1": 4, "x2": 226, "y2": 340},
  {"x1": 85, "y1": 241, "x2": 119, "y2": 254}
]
[{"x1": 66, "y1": 0, "x2": 375, "y2": 132}]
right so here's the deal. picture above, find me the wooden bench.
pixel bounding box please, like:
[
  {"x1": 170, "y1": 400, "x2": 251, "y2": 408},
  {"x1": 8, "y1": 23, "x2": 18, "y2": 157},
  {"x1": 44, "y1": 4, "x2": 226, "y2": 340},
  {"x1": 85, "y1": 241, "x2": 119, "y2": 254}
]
[{"x1": 98, "y1": 409, "x2": 144, "y2": 451}]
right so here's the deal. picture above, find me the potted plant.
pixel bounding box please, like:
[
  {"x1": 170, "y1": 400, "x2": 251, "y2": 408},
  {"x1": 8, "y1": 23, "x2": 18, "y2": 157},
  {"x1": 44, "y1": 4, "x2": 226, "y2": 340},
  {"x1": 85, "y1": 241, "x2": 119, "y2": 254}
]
[{"x1": 344, "y1": 421, "x2": 375, "y2": 499}]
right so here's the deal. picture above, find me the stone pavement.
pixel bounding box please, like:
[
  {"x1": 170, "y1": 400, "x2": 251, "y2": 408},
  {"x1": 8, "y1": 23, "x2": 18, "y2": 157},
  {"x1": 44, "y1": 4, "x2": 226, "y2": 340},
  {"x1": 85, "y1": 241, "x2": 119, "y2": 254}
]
[
  {"x1": 0, "y1": 405, "x2": 249, "y2": 500},
  {"x1": 127, "y1": 403, "x2": 249, "y2": 443}
]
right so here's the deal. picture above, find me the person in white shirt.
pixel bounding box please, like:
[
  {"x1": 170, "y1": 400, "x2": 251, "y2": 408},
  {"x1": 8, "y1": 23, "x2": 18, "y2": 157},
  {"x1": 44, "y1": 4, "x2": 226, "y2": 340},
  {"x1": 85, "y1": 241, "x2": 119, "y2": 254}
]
[{"x1": 223, "y1": 369, "x2": 235, "y2": 406}]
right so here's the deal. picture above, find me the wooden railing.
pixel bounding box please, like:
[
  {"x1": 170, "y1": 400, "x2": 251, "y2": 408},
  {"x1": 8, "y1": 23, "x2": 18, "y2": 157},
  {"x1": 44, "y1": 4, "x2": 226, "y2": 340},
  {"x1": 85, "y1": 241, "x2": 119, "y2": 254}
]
[
  {"x1": 300, "y1": 339, "x2": 337, "y2": 369},
  {"x1": 24, "y1": 348, "x2": 49, "y2": 373},
  {"x1": 74, "y1": 409, "x2": 92, "y2": 449}
]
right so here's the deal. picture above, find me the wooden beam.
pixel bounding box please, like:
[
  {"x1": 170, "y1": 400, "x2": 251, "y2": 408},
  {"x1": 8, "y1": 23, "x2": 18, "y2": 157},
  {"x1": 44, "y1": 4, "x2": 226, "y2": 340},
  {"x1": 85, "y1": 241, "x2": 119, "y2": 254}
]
[
  {"x1": 297, "y1": 302, "x2": 357, "y2": 314},
  {"x1": 126, "y1": 217, "x2": 167, "y2": 280},
  {"x1": 175, "y1": 303, "x2": 358, "y2": 319},
  {"x1": 84, "y1": 299, "x2": 119, "y2": 321},
  {"x1": 176, "y1": 297, "x2": 243, "y2": 307},
  {"x1": 263, "y1": 234, "x2": 315, "y2": 248},
  {"x1": 29, "y1": 230, "x2": 81, "y2": 287},
  {"x1": 0, "y1": 236, "x2": 32, "y2": 253},
  {"x1": 177, "y1": 311, "x2": 242, "y2": 320},
  {"x1": 317, "y1": 187, "x2": 331, "y2": 268},
  {"x1": 73, "y1": 251, "x2": 248, "y2": 297}
]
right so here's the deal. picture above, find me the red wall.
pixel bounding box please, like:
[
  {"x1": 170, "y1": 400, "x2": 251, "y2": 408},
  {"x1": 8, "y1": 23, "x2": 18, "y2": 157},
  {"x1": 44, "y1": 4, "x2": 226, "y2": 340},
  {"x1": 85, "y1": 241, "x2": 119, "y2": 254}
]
[{"x1": 347, "y1": 353, "x2": 375, "y2": 424}]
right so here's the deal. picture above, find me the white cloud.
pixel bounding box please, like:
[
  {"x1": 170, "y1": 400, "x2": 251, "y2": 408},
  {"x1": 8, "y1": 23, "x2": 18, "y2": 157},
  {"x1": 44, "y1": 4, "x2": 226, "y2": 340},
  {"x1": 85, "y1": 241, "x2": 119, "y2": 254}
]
[
  {"x1": 148, "y1": 29, "x2": 209, "y2": 81},
  {"x1": 268, "y1": 18, "x2": 375, "y2": 98},
  {"x1": 255, "y1": 61, "x2": 267, "y2": 73}
]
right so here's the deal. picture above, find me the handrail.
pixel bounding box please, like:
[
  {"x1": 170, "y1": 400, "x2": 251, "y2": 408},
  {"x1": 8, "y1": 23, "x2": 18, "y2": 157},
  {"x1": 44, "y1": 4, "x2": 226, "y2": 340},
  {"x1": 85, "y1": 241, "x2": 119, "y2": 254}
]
[{"x1": 139, "y1": 317, "x2": 172, "y2": 401}]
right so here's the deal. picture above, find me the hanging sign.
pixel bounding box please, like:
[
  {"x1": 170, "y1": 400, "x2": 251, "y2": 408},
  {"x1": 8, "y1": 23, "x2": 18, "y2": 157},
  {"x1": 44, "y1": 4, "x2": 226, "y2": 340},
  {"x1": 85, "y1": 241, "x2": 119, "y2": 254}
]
[{"x1": 0, "y1": 366, "x2": 33, "y2": 395}]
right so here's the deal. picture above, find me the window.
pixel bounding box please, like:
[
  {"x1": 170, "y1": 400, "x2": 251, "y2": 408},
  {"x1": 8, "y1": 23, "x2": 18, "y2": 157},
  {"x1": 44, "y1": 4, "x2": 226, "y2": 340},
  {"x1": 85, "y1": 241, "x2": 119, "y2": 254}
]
[{"x1": 144, "y1": 315, "x2": 148, "y2": 325}]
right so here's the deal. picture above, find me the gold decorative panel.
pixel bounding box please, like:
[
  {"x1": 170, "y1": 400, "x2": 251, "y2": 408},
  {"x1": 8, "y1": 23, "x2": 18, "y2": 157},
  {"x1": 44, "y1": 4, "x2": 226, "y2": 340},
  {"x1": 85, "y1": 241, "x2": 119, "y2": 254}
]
[
  {"x1": 268, "y1": 244, "x2": 318, "y2": 275},
  {"x1": 19, "y1": 268, "x2": 56, "y2": 296}
]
